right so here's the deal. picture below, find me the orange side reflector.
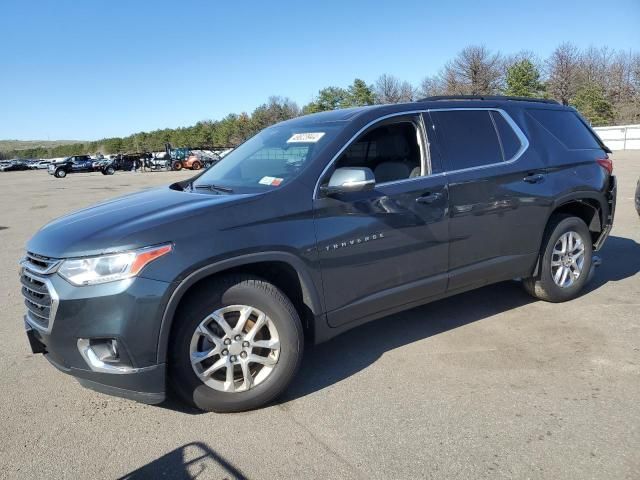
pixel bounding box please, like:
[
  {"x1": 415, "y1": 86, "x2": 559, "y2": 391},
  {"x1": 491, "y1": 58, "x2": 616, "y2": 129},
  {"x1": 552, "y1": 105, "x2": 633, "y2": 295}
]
[{"x1": 130, "y1": 244, "x2": 173, "y2": 275}]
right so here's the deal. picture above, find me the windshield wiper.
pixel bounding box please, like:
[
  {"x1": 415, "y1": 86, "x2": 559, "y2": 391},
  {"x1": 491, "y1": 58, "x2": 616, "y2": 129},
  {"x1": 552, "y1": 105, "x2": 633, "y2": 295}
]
[{"x1": 192, "y1": 183, "x2": 234, "y2": 193}]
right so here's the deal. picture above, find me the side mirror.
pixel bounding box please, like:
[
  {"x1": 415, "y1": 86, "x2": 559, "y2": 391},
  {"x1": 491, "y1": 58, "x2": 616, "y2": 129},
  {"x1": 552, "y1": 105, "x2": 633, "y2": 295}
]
[{"x1": 321, "y1": 167, "x2": 375, "y2": 196}]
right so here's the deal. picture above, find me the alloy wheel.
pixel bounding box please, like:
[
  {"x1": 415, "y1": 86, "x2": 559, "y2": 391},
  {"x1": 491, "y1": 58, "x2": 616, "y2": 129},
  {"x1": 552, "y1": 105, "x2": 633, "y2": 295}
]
[
  {"x1": 551, "y1": 230, "x2": 586, "y2": 288},
  {"x1": 189, "y1": 305, "x2": 280, "y2": 393}
]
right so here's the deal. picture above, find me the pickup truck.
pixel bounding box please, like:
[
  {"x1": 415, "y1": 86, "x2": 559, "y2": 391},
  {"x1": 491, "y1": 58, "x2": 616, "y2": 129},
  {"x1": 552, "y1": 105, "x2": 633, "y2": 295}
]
[{"x1": 49, "y1": 155, "x2": 115, "y2": 178}]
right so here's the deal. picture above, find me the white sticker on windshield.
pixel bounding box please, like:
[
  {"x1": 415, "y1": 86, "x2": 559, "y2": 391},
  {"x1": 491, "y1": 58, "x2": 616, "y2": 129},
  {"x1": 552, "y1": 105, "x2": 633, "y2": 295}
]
[
  {"x1": 259, "y1": 176, "x2": 283, "y2": 186},
  {"x1": 287, "y1": 132, "x2": 325, "y2": 143}
]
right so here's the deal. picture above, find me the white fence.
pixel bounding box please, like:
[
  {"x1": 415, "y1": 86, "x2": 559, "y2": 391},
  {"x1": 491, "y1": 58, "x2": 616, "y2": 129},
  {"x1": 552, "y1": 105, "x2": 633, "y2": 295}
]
[{"x1": 593, "y1": 124, "x2": 640, "y2": 151}]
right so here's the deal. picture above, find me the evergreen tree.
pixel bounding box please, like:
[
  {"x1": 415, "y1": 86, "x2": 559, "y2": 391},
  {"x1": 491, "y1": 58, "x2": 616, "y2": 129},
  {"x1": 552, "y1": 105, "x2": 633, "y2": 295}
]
[
  {"x1": 571, "y1": 83, "x2": 614, "y2": 126},
  {"x1": 347, "y1": 79, "x2": 375, "y2": 106},
  {"x1": 504, "y1": 59, "x2": 543, "y2": 97},
  {"x1": 303, "y1": 87, "x2": 349, "y2": 113}
]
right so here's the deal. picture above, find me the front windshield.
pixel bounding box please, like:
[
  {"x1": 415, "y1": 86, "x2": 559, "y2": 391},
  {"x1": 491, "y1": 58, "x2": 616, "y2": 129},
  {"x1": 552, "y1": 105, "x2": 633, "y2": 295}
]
[{"x1": 192, "y1": 122, "x2": 344, "y2": 192}]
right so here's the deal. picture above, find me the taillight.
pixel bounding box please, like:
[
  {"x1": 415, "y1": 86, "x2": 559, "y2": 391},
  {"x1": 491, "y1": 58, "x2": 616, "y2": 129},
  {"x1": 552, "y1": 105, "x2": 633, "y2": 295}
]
[{"x1": 596, "y1": 157, "x2": 613, "y2": 175}]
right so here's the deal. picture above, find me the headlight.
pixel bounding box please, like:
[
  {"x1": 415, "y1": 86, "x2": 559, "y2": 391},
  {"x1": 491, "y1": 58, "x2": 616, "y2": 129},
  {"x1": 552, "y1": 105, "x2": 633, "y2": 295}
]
[{"x1": 58, "y1": 244, "x2": 172, "y2": 286}]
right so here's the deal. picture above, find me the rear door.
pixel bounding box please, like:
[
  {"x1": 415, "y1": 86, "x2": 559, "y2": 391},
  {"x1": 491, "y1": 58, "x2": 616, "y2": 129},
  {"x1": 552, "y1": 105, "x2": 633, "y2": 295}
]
[
  {"x1": 314, "y1": 114, "x2": 449, "y2": 327},
  {"x1": 425, "y1": 108, "x2": 548, "y2": 291}
]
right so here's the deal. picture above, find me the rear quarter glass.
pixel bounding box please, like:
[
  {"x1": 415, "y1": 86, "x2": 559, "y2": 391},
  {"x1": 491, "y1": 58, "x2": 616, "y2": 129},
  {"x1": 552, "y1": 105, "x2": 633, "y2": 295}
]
[
  {"x1": 490, "y1": 111, "x2": 522, "y2": 160},
  {"x1": 527, "y1": 109, "x2": 601, "y2": 150}
]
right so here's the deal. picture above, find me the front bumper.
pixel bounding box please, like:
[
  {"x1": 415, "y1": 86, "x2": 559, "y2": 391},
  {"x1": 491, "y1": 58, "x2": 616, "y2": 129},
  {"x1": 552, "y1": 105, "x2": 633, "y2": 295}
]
[{"x1": 23, "y1": 272, "x2": 172, "y2": 404}]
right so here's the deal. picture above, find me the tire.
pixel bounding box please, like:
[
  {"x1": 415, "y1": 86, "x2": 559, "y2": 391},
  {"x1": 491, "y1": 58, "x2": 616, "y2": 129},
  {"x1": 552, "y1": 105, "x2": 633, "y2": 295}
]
[
  {"x1": 54, "y1": 169, "x2": 66, "y2": 178},
  {"x1": 169, "y1": 275, "x2": 304, "y2": 412},
  {"x1": 523, "y1": 214, "x2": 593, "y2": 302},
  {"x1": 106, "y1": 167, "x2": 115, "y2": 175},
  {"x1": 191, "y1": 161, "x2": 201, "y2": 170},
  {"x1": 172, "y1": 161, "x2": 182, "y2": 171}
]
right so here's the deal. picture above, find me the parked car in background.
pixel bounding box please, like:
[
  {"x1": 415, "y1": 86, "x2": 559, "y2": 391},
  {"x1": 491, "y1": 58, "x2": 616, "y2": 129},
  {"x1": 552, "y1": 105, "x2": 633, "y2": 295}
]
[
  {"x1": 32, "y1": 160, "x2": 51, "y2": 170},
  {"x1": 49, "y1": 155, "x2": 115, "y2": 178},
  {"x1": 92, "y1": 158, "x2": 113, "y2": 171},
  {"x1": 148, "y1": 152, "x2": 171, "y2": 171},
  {"x1": 21, "y1": 96, "x2": 616, "y2": 413},
  {"x1": 1, "y1": 160, "x2": 31, "y2": 172},
  {"x1": 110, "y1": 153, "x2": 152, "y2": 171}
]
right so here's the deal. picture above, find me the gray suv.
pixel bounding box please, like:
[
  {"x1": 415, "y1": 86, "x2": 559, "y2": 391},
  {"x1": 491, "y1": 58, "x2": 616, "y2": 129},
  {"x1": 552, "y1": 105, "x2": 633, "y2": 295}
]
[{"x1": 21, "y1": 96, "x2": 616, "y2": 412}]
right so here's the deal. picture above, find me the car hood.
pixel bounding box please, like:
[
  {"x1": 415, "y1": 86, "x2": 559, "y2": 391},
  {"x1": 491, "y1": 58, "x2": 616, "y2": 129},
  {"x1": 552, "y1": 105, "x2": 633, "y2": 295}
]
[{"x1": 27, "y1": 185, "x2": 258, "y2": 258}]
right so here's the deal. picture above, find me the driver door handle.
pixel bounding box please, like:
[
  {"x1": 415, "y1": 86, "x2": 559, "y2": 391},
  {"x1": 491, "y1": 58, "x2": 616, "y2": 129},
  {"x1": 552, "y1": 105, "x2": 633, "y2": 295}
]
[
  {"x1": 523, "y1": 173, "x2": 545, "y2": 184},
  {"x1": 416, "y1": 192, "x2": 443, "y2": 204}
]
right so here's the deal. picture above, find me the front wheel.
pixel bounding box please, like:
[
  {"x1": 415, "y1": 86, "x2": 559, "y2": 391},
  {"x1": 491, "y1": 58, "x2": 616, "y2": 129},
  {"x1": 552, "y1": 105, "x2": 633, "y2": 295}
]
[
  {"x1": 169, "y1": 276, "x2": 303, "y2": 412},
  {"x1": 54, "y1": 169, "x2": 66, "y2": 178},
  {"x1": 523, "y1": 214, "x2": 593, "y2": 302}
]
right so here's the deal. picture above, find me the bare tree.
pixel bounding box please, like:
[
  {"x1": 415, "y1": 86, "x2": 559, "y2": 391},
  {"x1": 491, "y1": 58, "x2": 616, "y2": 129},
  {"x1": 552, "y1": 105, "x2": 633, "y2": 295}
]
[
  {"x1": 442, "y1": 45, "x2": 503, "y2": 95},
  {"x1": 608, "y1": 51, "x2": 635, "y2": 104},
  {"x1": 578, "y1": 46, "x2": 614, "y2": 92},
  {"x1": 546, "y1": 42, "x2": 580, "y2": 105},
  {"x1": 374, "y1": 74, "x2": 415, "y2": 104},
  {"x1": 398, "y1": 81, "x2": 416, "y2": 102},
  {"x1": 418, "y1": 75, "x2": 446, "y2": 98}
]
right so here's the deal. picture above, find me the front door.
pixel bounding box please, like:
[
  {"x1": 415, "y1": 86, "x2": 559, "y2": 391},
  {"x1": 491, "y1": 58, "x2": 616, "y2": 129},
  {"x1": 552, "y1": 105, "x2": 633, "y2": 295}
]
[{"x1": 313, "y1": 115, "x2": 449, "y2": 327}]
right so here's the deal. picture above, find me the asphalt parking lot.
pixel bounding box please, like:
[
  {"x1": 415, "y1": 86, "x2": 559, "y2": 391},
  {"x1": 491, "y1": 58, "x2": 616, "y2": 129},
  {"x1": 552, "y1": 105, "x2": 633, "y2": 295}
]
[{"x1": 0, "y1": 155, "x2": 638, "y2": 480}]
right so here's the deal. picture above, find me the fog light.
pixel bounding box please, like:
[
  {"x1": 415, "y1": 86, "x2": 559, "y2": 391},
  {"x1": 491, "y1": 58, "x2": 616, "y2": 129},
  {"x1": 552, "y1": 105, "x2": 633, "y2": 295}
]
[
  {"x1": 77, "y1": 338, "x2": 136, "y2": 374},
  {"x1": 90, "y1": 339, "x2": 119, "y2": 363}
]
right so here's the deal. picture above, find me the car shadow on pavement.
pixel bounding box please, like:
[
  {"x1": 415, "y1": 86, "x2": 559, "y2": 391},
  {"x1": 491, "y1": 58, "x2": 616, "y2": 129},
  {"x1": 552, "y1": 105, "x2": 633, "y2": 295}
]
[
  {"x1": 585, "y1": 235, "x2": 640, "y2": 292},
  {"x1": 118, "y1": 442, "x2": 248, "y2": 480},
  {"x1": 279, "y1": 234, "x2": 640, "y2": 404},
  {"x1": 280, "y1": 280, "x2": 535, "y2": 404}
]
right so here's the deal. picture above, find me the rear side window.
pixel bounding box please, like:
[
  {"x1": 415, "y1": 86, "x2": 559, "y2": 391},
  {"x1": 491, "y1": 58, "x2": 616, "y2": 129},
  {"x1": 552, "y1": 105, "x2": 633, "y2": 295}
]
[
  {"x1": 429, "y1": 110, "x2": 502, "y2": 170},
  {"x1": 528, "y1": 109, "x2": 601, "y2": 150},
  {"x1": 490, "y1": 111, "x2": 522, "y2": 160}
]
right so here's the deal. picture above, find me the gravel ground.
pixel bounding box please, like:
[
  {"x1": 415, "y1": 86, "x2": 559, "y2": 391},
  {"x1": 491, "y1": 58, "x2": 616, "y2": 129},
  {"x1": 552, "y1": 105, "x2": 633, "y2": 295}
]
[{"x1": 0, "y1": 155, "x2": 638, "y2": 480}]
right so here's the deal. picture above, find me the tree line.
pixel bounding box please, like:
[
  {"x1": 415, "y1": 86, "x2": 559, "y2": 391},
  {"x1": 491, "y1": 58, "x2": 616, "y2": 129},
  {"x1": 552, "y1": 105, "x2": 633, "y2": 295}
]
[{"x1": 4, "y1": 42, "x2": 639, "y2": 160}]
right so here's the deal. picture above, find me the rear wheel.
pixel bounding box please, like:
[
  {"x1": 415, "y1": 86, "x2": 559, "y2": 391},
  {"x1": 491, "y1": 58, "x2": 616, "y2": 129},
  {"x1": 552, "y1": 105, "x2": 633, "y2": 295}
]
[
  {"x1": 169, "y1": 276, "x2": 303, "y2": 412},
  {"x1": 523, "y1": 215, "x2": 593, "y2": 302},
  {"x1": 172, "y1": 161, "x2": 183, "y2": 171}
]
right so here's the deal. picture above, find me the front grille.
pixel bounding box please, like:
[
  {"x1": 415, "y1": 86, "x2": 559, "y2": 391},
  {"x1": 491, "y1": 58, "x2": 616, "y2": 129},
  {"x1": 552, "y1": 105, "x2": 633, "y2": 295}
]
[
  {"x1": 21, "y1": 269, "x2": 57, "y2": 332},
  {"x1": 22, "y1": 252, "x2": 61, "y2": 274}
]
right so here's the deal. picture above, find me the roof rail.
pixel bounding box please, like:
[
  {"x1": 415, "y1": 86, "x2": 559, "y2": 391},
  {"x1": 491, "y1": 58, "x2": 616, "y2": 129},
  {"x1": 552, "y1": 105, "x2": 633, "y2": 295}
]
[{"x1": 417, "y1": 95, "x2": 559, "y2": 105}]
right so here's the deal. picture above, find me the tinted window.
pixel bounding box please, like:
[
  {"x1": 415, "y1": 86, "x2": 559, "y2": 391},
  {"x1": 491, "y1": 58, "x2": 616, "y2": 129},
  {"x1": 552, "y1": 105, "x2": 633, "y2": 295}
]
[
  {"x1": 528, "y1": 109, "x2": 600, "y2": 150},
  {"x1": 430, "y1": 110, "x2": 502, "y2": 170},
  {"x1": 490, "y1": 111, "x2": 522, "y2": 160}
]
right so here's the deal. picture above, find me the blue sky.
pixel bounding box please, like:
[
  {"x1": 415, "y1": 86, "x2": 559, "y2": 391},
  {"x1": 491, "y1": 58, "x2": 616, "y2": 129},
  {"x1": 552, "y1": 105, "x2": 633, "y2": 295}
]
[{"x1": 1, "y1": 0, "x2": 638, "y2": 140}]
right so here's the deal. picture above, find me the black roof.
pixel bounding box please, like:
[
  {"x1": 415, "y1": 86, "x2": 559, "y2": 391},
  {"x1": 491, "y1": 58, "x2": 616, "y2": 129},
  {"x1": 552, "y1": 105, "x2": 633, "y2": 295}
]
[
  {"x1": 417, "y1": 95, "x2": 559, "y2": 104},
  {"x1": 284, "y1": 96, "x2": 566, "y2": 128}
]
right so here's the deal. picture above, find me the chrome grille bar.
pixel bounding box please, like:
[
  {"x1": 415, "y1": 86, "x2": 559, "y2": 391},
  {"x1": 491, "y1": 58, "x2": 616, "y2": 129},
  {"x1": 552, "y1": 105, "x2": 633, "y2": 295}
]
[
  {"x1": 20, "y1": 267, "x2": 59, "y2": 334},
  {"x1": 20, "y1": 252, "x2": 61, "y2": 275}
]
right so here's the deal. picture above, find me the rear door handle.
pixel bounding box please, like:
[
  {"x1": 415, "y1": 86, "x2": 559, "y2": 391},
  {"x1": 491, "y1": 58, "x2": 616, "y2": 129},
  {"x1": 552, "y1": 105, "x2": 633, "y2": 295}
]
[
  {"x1": 416, "y1": 192, "x2": 443, "y2": 204},
  {"x1": 523, "y1": 173, "x2": 545, "y2": 184}
]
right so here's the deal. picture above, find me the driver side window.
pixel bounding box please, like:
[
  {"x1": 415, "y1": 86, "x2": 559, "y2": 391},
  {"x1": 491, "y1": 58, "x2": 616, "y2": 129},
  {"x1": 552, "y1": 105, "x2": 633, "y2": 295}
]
[{"x1": 334, "y1": 118, "x2": 425, "y2": 184}]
